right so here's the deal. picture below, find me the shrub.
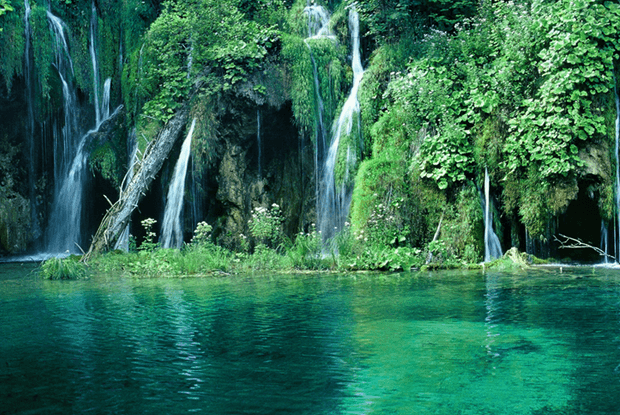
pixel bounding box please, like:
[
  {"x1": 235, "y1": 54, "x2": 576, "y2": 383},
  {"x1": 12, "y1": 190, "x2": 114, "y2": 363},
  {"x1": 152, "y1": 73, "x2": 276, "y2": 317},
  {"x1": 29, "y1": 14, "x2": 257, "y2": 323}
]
[
  {"x1": 248, "y1": 203, "x2": 284, "y2": 248},
  {"x1": 40, "y1": 256, "x2": 88, "y2": 280}
]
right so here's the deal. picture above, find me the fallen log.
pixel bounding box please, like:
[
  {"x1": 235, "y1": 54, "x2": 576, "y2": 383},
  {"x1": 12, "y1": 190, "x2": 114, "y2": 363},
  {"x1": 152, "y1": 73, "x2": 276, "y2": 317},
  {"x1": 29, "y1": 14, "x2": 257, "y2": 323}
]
[{"x1": 83, "y1": 108, "x2": 189, "y2": 261}]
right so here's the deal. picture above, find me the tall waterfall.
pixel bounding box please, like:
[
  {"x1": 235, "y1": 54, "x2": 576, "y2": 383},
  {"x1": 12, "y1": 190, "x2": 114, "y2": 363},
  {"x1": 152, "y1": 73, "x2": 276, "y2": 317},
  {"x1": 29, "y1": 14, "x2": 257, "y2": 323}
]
[
  {"x1": 601, "y1": 220, "x2": 609, "y2": 264},
  {"x1": 46, "y1": 11, "x2": 84, "y2": 253},
  {"x1": 47, "y1": 140, "x2": 89, "y2": 253},
  {"x1": 115, "y1": 129, "x2": 139, "y2": 251},
  {"x1": 161, "y1": 119, "x2": 197, "y2": 249},
  {"x1": 614, "y1": 79, "x2": 620, "y2": 261},
  {"x1": 45, "y1": 7, "x2": 113, "y2": 254},
  {"x1": 257, "y1": 109, "x2": 262, "y2": 179},
  {"x1": 304, "y1": 5, "x2": 331, "y2": 227},
  {"x1": 24, "y1": 0, "x2": 40, "y2": 241},
  {"x1": 483, "y1": 168, "x2": 503, "y2": 262},
  {"x1": 89, "y1": 1, "x2": 102, "y2": 127},
  {"x1": 47, "y1": 10, "x2": 78, "y2": 185},
  {"x1": 317, "y1": 8, "x2": 364, "y2": 243},
  {"x1": 305, "y1": 4, "x2": 331, "y2": 38}
]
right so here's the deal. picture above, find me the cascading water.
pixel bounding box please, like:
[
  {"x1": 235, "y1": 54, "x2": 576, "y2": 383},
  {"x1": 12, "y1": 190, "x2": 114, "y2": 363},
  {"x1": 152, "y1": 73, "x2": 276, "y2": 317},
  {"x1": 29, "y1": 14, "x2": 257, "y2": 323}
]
[
  {"x1": 101, "y1": 78, "x2": 111, "y2": 124},
  {"x1": 45, "y1": 6, "x2": 114, "y2": 254},
  {"x1": 303, "y1": 5, "x2": 332, "y2": 220},
  {"x1": 601, "y1": 220, "x2": 609, "y2": 264},
  {"x1": 47, "y1": 141, "x2": 89, "y2": 253},
  {"x1": 115, "y1": 129, "x2": 139, "y2": 251},
  {"x1": 483, "y1": 168, "x2": 503, "y2": 262},
  {"x1": 305, "y1": 4, "x2": 333, "y2": 39},
  {"x1": 257, "y1": 109, "x2": 262, "y2": 179},
  {"x1": 47, "y1": 10, "x2": 78, "y2": 184},
  {"x1": 45, "y1": 11, "x2": 85, "y2": 253},
  {"x1": 161, "y1": 119, "x2": 197, "y2": 249},
  {"x1": 24, "y1": 0, "x2": 40, "y2": 241},
  {"x1": 317, "y1": 8, "x2": 364, "y2": 243},
  {"x1": 614, "y1": 79, "x2": 620, "y2": 262},
  {"x1": 90, "y1": 0, "x2": 102, "y2": 127}
]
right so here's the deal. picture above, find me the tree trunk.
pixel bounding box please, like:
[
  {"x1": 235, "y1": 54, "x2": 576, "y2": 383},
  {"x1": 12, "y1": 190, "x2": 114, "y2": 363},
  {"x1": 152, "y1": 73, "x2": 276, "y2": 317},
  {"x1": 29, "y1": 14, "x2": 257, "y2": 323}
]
[{"x1": 83, "y1": 109, "x2": 189, "y2": 260}]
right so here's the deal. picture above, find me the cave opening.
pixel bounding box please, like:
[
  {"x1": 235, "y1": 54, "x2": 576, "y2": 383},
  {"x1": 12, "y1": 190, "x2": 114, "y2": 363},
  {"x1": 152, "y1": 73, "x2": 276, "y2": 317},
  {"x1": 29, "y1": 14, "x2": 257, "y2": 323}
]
[{"x1": 556, "y1": 185, "x2": 603, "y2": 263}]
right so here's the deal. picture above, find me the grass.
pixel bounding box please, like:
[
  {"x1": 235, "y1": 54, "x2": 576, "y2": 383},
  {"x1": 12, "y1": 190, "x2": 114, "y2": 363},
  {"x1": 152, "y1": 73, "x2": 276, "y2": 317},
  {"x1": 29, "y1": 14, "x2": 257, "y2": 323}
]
[{"x1": 38, "y1": 230, "x2": 541, "y2": 279}]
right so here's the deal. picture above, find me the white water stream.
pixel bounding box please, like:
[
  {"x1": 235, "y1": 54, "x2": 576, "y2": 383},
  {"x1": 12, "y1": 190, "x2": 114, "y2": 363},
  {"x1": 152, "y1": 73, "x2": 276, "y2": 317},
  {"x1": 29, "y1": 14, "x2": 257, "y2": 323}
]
[
  {"x1": 257, "y1": 109, "x2": 262, "y2": 179},
  {"x1": 45, "y1": 6, "x2": 113, "y2": 254},
  {"x1": 317, "y1": 8, "x2": 364, "y2": 243},
  {"x1": 614, "y1": 80, "x2": 620, "y2": 261},
  {"x1": 483, "y1": 168, "x2": 503, "y2": 262},
  {"x1": 161, "y1": 119, "x2": 197, "y2": 249}
]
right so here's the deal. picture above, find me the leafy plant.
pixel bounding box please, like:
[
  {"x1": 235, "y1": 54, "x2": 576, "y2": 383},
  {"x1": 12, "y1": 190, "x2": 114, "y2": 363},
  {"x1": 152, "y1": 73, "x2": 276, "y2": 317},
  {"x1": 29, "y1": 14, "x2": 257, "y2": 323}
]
[
  {"x1": 139, "y1": 218, "x2": 158, "y2": 252},
  {"x1": 40, "y1": 256, "x2": 88, "y2": 280},
  {"x1": 191, "y1": 221, "x2": 213, "y2": 246},
  {"x1": 248, "y1": 203, "x2": 284, "y2": 248}
]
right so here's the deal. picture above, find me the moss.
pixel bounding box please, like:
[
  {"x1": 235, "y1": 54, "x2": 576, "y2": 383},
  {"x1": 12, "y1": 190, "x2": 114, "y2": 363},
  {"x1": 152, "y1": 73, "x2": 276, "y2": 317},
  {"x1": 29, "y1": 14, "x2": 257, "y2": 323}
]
[
  {"x1": 441, "y1": 183, "x2": 484, "y2": 263},
  {"x1": 0, "y1": 0, "x2": 25, "y2": 91},
  {"x1": 30, "y1": 5, "x2": 53, "y2": 100},
  {"x1": 89, "y1": 142, "x2": 122, "y2": 187}
]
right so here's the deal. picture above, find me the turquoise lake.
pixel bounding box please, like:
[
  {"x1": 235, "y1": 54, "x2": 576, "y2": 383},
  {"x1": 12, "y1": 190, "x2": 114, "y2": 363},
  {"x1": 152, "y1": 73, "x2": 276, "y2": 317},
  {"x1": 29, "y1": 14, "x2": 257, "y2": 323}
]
[{"x1": 1, "y1": 263, "x2": 620, "y2": 414}]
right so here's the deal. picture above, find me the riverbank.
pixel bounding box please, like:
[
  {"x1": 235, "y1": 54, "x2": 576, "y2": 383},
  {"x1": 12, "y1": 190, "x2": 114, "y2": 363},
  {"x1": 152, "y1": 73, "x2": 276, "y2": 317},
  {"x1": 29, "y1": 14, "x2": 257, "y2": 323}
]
[{"x1": 36, "y1": 242, "x2": 555, "y2": 281}]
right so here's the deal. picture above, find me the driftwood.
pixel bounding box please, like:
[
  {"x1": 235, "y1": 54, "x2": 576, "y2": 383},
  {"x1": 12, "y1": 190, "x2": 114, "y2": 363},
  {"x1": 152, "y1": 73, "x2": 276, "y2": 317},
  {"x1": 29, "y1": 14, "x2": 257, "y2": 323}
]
[
  {"x1": 554, "y1": 233, "x2": 615, "y2": 260},
  {"x1": 83, "y1": 108, "x2": 189, "y2": 261}
]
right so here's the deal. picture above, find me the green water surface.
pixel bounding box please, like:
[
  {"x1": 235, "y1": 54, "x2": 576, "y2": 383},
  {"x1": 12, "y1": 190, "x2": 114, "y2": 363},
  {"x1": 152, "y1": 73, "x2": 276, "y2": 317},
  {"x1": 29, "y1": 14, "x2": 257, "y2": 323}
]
[{"x1": 1, "y1": 264, "x2": 619, "y2": 414}]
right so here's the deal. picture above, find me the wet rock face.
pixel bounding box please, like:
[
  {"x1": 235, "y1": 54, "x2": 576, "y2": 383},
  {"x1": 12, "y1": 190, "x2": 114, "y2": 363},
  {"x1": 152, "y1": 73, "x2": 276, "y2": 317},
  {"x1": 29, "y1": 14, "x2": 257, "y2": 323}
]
[
  {"x1": 0, "y1": 193, "x2": 30, "y2": 254},
  {"x1": 213, "y1": 101, "x2": 315, "y2": 249},
  {"x1": 579, "y1": 140, "x2": 611, "y2": 183}
]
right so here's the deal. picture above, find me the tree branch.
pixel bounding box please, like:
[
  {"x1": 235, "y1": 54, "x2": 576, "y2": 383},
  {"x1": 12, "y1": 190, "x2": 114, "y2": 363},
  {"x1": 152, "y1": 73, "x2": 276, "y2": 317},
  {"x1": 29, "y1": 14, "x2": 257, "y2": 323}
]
[{"x1": 554, "y1": 233, "x2": 615, "y2": 260}]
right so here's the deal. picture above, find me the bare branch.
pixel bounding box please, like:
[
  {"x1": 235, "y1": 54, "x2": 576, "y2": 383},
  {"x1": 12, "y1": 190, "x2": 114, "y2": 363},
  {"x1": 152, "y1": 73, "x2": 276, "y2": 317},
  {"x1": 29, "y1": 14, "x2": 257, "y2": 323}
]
[{"x1": 554, "y1": 233, "x2": 615, "y2": 260}]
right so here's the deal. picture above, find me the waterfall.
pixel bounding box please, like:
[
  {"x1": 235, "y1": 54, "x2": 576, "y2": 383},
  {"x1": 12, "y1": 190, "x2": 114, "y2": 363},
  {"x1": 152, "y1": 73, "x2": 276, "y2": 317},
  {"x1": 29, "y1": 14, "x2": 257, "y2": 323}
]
[
  {"x1": 115, "y1": 129, "x2": 139, "y2": 251},
  {"x1": 44, "y1": 10, "x2": 115, "y2": 254},
  {"x1": 601, "y1": 220, "x2": 609, "y2": 264},
  {"x1": 47, "y1": 140, "x2": 89, "y2": 253},
  {"x1": 45, "y1": 11, "x2": 86, "y2": 253},
  {"x1": 161, "y1": 119, "x2": 197, "y2": 249},
  {"x1": 101, "y1": 78, "x2": 111, "y2": 124},
  {"x1": 257, "y1": 109, "x2": 262, "y2": 179},
  {"x1": 47, "y1": 10, "x2": 79, "y2": 185},
  {"x1": 24, "y1": 0, "x2": 40, "y2": 241},
  {"x1": 304, "y1": 4, "x2": 332, "y2": 38},
  {"x1": 303, "y1": 5, "x2": 331, "y2": 225},
  {"x1": 90, "y1": 0, "x2": 102, "y2": 127},
  {"x1": 483, "y1": 168, "x2": 503, "y2": 262},
  {"x1": 317, "y1": 8, "x2": 364, "y2": 243},
  {"x1": 615, "y1": 79, "x2": 620, "y2": 262}
]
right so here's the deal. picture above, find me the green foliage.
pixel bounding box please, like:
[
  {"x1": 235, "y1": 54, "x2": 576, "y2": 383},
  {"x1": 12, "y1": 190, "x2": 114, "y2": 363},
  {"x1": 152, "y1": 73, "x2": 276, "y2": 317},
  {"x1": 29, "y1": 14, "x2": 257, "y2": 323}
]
[
  {"x1": 191, "y1": 221, "x2": 213, "y2": 245},
  {"x1": 345, "y1": 245, "x2": 424, "y2": 271},
  {"x1": 281, "y1": 30, "x2": 348, "y2": 146},
  {"x1": 139, "y1": 218, "x2": 158, "y2": 252},
  {"x1": 40, "y1": 256, "x2": 88, "y2": 280},
  {"x1": 248, "y1": 203, "x2": 284, "y2": 248},
  {"x1": 30, "y1": 5, "x2": 53, "y2": 99},
  {"x1": 0, "y1": 0, "x2": 23, "y2": 89},
  {"x1": 0, "y1": 0, "x2": 13, "y2": 20},
  {"x1": 287, "y1": 225, "x2": 329, "y2": 269},
  {"x1": 88, "y1": 142, "x2": 124, "y2": 187},
  {"x1": 357, "y1": 0, "x2": 477, "y2": 43},
  {"x1": 418, "y1": 121, "x2": 474, "y2": 190},
  {"x1": 180, "y1": 243, "x2": 232, "y2": 274},
  {"x1": 439, "y1": 183, "x2": 483, "y2": 263},
  {"x1": 504, "y1": 0, "x2": 620, "y2": 180},
  {"x1": 135, "y1": 0, "x2": 280, "y2": 122}
]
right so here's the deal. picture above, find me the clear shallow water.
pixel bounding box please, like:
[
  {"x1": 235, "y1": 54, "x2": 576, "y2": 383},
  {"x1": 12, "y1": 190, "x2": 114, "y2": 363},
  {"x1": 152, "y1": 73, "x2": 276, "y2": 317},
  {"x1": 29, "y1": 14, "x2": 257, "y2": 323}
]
[{"x1": 2, "y1": 265, "x2": 620, "y2": 414}]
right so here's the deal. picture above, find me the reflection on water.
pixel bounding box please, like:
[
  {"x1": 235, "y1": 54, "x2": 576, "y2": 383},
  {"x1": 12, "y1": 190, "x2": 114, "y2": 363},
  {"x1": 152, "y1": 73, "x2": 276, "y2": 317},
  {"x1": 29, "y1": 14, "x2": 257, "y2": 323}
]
[{"x1": 1, "y1": 266, "x2": 620, "y2": 414}]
